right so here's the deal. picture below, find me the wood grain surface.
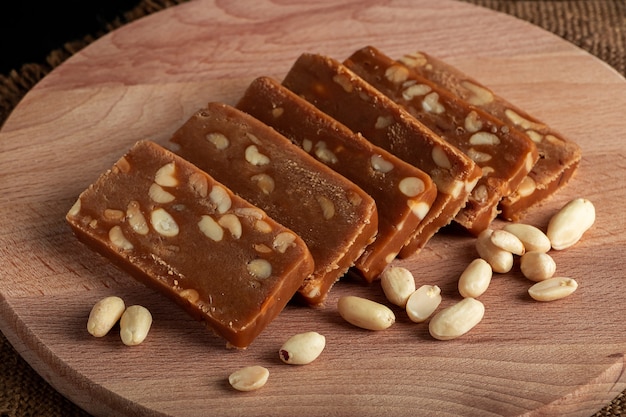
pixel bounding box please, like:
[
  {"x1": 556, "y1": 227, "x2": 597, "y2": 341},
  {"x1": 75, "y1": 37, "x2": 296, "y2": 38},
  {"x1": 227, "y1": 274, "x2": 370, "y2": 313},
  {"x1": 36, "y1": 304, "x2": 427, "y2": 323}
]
[{"x1": 1, "y1": 1, "x2": 626, "y2": 416}]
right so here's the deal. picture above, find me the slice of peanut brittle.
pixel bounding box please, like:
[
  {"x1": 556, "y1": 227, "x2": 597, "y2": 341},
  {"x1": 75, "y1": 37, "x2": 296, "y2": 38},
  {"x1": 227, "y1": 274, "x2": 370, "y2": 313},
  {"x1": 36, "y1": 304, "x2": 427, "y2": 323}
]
[
  {"x1": 169, "y1": 103, "x2": 378, "y2": 305},
  {"x1": 397, "y1": 50, "x2": 582, "y2": 221},
  {"x1": 282, "y1": 53, "x2": 481, "y2": 258},
  {"x1": 237, "y1": 76, "x2": 437, "y2": 280},
  {"x1": 344, "y1": 46, "x2": 538, "y2": 234},
  {"x1": 66, "y1": 140, "x2": 314, "y2": 348}
]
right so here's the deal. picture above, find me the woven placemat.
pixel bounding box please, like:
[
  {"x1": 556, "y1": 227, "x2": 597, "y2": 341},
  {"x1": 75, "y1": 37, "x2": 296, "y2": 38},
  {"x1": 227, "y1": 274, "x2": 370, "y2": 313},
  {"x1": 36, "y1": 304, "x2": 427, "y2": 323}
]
[{"x1": 1, "y1": 1, "x2": 625, "y2": 416}]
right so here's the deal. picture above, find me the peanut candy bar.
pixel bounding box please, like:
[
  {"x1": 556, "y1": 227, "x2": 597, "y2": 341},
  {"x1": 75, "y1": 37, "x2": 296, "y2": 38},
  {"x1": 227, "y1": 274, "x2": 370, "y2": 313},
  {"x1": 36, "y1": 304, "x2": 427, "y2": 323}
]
[
  {"x1": 344, "y1": 46, "x2": 539, "y2": 234},
  {"x1": 66, "y1": 140, "x2": 314, "y2": 348},
  {"x1": 398, "y1": 50, "x2": 582, "y2": 221},
  {"x1": 236, "y1": 76, "x2": 437, "y2": 281},
  {"x1": 169, "y1": 103, "x2": 378, "y2": 305},
  {"x1": 282, "y1": 53, "x2": 481, "y2": 258}
]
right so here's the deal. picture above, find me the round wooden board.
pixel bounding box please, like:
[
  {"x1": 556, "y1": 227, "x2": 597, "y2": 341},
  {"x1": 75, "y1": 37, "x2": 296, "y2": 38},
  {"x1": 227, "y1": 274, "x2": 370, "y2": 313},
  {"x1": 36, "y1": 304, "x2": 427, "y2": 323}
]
[{"x1": 1, "y1": 1, "x2": 626, "y2": 416}]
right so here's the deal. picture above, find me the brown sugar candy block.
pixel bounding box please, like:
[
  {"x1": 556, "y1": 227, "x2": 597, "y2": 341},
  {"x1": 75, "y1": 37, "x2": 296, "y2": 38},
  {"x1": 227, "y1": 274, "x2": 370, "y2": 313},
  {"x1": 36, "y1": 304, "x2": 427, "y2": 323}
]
[
  {"x1": 169, "y1": 102, "x2": 378, "y2": 305},
  {"x1": 344, "y1": 46, "x2": 539, "y2": 235},
  {"x1": 236, "y1": 76, "x2": 438, "y2": 281},
  {"x1": 66, "y1": 140, "x2": 314, "y2": 349},
  {"x1": 281, "y1": 53, "x2": 481, "y2": 258},
  {"x1": 397, "y1": 50, "x2": 582, "y2": 221}
]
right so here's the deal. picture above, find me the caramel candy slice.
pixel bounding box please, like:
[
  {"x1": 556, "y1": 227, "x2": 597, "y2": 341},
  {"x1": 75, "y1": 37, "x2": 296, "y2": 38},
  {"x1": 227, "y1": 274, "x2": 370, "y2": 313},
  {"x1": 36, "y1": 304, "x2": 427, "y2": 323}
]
[
  {"x1": 282, "y1": 53, "x2": 481, "y2": 258},
  {"x1": 344, "y1": 46, "x2": 539, "y2": 235},
  {"x1": 397, "y1": 50, "x2": 582, "y2": 221},
  {"x1": 236, "y1": 76, "x2": 437, "y2": 281},
  {"x1": 66, "y1": 140, "x2": 314, "y2": 349},
  {"x1": 169, "y1": 103, "x2": 378, "y2": 305}
]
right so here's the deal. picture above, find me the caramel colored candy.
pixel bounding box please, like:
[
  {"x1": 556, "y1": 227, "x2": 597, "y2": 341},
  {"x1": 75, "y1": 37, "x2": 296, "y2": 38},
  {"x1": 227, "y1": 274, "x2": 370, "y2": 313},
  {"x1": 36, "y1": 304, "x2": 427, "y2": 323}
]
[
  {"x1": 397, "y1": 50, "x2": 582, "y2": 221},
  {"x1": 169, "y1": 103, "x2": 378, "y2": 305},
  {"x1": 281, "y1": 53, "x2": 481, "y2": 258},
  {"x1": 66, "y1": 140, "x2": 314, "y2": 348},
  {"x1": 344, "y1": 46, "x2": 538, "y2": 235},
  {"x1": 237, "y1": 76, "x2": 437, "y2": 281}
]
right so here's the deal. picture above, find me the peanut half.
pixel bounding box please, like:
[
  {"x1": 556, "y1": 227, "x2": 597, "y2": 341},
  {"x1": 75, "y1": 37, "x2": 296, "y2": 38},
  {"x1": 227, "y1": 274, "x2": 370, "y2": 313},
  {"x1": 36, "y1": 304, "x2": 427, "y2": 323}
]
[
  {"x1": 337, "y1": 296, "x2": 395, "y2": 331},
  {"x1": 279, "y1": 331, "x2": 326, "y2": 365},
  {"x1": 229, "y1": 365, "x2": 269, "y2": 392},
  {"x1": 429, "y1": 297, "x2": 485, "y2": 341},
  {"x1": 528, "y1": 277, "x2": 578, "y2": 301},
  {"x1": 547, "y1": 198, "x2": 596, "y2": 250},
  {"x1": 405, "y1": 285, "x2": 442, "y2": 323},
  {"x1": 87, "y1": 296, "x2": 126, "y2": 337},
  {"x1": 380, "y1": 266, "x2": 416, "y2": 308}
]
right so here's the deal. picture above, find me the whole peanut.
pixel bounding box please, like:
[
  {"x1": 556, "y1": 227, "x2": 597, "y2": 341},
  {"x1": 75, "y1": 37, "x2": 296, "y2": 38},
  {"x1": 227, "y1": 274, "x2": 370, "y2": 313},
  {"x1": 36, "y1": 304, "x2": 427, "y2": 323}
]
[
  {"x1": 458, "y1": 259, "x2": 492, "y2": 298},
  {"x1": 119, "y1": 305, "x2": 152, "y2": 346},
  {"x1": 429, "y1": 298, "x2": 485, "y2": 341},
  {"x1": 337, "y1": 296, "x2": 395, "y2": 330},
  {"x1": 520, "y1": 251, "x2": 556, "y2": 282},
  {"x1": 475, "y1": 229, "x2": 513, "y2": 273},
  {"x1": 502, "y1": 223, "x2": 551, "y2": 253},
  {"x1": 490, "y1": 230, "x2": 525, "y2": 256},
  {"x1": 279, "y1": 332, "x2": 326, "y2": 365},
  {"x1": 547, "y1": 198, "x2": 595, "y2": 250},
  {"x1": 87, "y1": 296, "x2": 125, "y2": 337},
  {"x1": 380, "y1": 266, "x2": 416, "y2": 307}
]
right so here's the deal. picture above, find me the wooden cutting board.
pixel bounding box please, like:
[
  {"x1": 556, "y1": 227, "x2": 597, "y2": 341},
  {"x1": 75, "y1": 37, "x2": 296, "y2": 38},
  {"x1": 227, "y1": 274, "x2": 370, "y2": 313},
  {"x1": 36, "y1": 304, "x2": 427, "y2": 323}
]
[{"x1": 1, "y1": 1, "x2": 626, "y2": 416}]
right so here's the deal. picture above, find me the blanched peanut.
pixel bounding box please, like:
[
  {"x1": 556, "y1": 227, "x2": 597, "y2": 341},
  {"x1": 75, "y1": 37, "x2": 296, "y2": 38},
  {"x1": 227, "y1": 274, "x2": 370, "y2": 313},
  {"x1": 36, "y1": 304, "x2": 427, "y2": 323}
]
[
  {"x1": 279, "y1": 331, "x2": 326, "y2": 365},
  {"x1": 337, "y1": 296, "x2": 395, "y2": 330},
  {"x1": 489, "y1": 230, "x2": 525, "y2": 256},
  {"x1": 406, "y1": 285, "x2": 441, "y2": 323},
  {"x1": 528, "y1": 277, "x2": 578, "y2": 301},
  {"x1": 87, "y1": 296, "x2": 126, "y2": 337},
  {"x1": 502, "y1": 223, "x2": 551, "y2": 253},
  {"x1": 475, "y1": 229, "x2": 513, "y2": 273},
  {"x1": 119, "y1": 305, "x2": 152, "y2": 346},
  {"x1": 458, "y1": 258, "x2": 492, "y2": 298},
  {"x1": 380, "y1": 266, "x2": 416, "y2": 307},
  {"x1": 428, "y1": 297, "x2": 485, "y2": 341},
  {"x1": 229, "y1": 365, "x2": 269, "y2": 391},
  {"x1": 547, "y1": 198, "x2": 595, "y2": 250},
  {"x1": 520, "y1": 251, "x2": 556, "y2": 282}
]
